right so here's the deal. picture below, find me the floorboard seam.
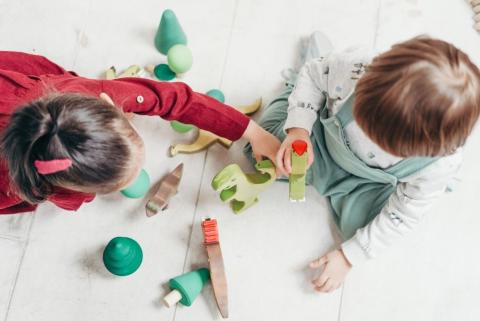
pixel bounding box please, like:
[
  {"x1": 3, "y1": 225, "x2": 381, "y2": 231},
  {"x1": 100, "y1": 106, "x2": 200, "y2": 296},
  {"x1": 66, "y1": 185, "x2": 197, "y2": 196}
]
[{"x1": 3, "y1": 213, "x2": 36, "y2": 321}]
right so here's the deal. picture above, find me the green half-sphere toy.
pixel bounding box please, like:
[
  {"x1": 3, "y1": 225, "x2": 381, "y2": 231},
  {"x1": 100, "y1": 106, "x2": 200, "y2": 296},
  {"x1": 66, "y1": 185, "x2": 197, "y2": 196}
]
[
  {"x1": 103, "y1": 237, "x2": 143, "y2": 276},
  {"x1": 167, "y1": 44, "x2": 193, "y2": 74},
  {"x1": 154, "y1": 64, "x2": 176, "y2": 81},
  {"x1": 170, "y1": 120, "x2": 195, "y2": 133},
  {"x1": 206, "y1": 89, "x2": 225, "y2": 103},
  {"x1": 121, "y1": 169, "x2": 150, "y2": 198}
]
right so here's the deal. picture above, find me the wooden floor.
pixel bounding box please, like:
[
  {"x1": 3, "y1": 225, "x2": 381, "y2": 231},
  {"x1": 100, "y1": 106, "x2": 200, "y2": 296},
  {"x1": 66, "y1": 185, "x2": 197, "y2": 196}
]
[{"x1": 1, "y1": 0, "x2": 479, "y2": 320}]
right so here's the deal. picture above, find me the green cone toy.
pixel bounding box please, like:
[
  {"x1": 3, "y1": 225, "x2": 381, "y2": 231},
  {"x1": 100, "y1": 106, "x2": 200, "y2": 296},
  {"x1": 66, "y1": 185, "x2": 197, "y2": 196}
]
[
  {"x1": 163, "y1": 268, "x2": 210, "y2": 307},
  {"x1": 155, "y1": 9, "x2": 187, "y2": 55},
  {"x1": 103, "y1": 237, "x2": 143, "y2": 276},
  {"x1": 120, "y1": 169, "x2": 150, "y2": 198}
]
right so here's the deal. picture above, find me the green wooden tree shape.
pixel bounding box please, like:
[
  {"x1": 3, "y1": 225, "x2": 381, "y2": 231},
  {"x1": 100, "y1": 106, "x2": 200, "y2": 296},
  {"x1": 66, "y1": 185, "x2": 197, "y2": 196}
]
[{"x1": 212, "y1": 160, "x2": 276, "y2": 213}]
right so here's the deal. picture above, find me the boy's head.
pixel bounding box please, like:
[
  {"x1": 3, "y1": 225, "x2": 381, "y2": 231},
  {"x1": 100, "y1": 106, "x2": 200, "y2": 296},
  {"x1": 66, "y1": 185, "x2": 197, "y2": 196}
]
[
  {"x1": 354, "y1": 36, "x2": 480, "y2": 157},
  {"x1": 1, "y1": 93, "x2": 145, "y2": 204}
]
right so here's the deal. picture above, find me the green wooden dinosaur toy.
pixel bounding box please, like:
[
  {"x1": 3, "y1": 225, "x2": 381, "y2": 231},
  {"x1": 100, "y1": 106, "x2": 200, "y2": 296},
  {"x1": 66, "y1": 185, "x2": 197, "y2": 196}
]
[
  {"x1": 289, "y1": 140, "x2": 308, "y2": 202},
  {"x1": 211, "y1": 160, "x2": 276, "y2": 214}
]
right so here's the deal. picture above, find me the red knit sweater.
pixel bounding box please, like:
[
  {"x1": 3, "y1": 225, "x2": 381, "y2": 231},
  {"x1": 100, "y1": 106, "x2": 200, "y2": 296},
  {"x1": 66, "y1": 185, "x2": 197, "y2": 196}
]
[{"x1": 0, "y1": 51, "x2": 249, "y2": 214}]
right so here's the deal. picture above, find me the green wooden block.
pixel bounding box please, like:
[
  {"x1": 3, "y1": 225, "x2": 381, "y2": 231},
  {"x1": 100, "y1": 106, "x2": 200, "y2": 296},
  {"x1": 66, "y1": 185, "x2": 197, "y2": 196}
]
[
  {"x1": 289, "y1": 140, "x2": 308, "y2": 201},
  {"x1": 211, "y1": 160, "x2": 276, "y2": 213}
]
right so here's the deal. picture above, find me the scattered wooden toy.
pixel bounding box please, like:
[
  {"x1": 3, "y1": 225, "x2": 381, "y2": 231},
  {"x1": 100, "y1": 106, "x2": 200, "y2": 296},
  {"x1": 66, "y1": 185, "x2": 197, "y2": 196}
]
[
  {"x1": 167, "y1": 44, "x2": 193, "y2": 74},
  {"x1": 105, "y1": 65, "x2": 142, "y2": 80},
  {"x1": 205, "y1": 89, "x2": 225, "y2": 103},
  {"x1": 155, "y1": 9, "x2": 187, "y2": 55},
  {"x1": 289, "y1": 140, "x2": 308, "y2": 202},
  {"x1": 152, "y1": 63, "x2": 177, "y2": 81},
  {"x1": 211, "y1": 160, "x2": 276, "y2": 213},
  {"x1": 163, "y1": 268, "x2": 210, "y2": 307},
  {"x1": 120, "y1": 168, "x2": 150, "y2": 199},
  {"x1": 471, "y1": 0, "x2": 480, "y2": 31},
  {"x1": 169, "y1": 98, "x2": 262, "y2": 157},
  {"x1": 202, "y1": 218, "x2": 229, "y2": 318},
  {"x1": 170, "y1": 129, "x2": 232, "y2": 156},
  {"x1": 146, "y1": 163, "x2": 183, "y2": 217},
  {"x1": 103, "y1": 237, "x2": 143, "y2": 276}
]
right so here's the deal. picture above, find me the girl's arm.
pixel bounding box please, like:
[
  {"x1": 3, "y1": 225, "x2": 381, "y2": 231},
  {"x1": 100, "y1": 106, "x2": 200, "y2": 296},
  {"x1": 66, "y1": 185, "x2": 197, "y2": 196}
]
[
  {"x1": 341, "y1": 151, "x2": 463, "y2": 265},
  {"x1": 100, "y1": 78, "x2": 250, "y2": 141}
]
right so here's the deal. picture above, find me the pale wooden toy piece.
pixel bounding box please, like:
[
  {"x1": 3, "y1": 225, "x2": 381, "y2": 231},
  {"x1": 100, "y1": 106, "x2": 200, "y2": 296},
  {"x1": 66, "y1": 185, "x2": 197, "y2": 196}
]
[
  {"x1": 163, "y1": 289, "x2": 183, "y2": 307},
  {"x1": 471, "y1": 0, "x2": 480, "y2": 6},
  {"x1": 169, "y1": 99, "x2": 262, "y2": 156},
  {"x1": 475, "y1": 5, "x2": 480, "y2": 14},
  {"x1": 104, "y1": 65, "x2": 142, "y2": 80},
  {"x1": 475, "y1": 14, "x2": 480, "y2": 22},
  {"x1": 170, "y1": 130, "x2": 232, "y2": 156},
  {"x1": 201, "y1": 218, "x2": 228, "y2": 318},
  {"x1": 289, "y1": 140, "x2": 308, "y2": 202},
  {"x1": 211, "y1": 160, "x2": 276, "y2": 213},
  {"x1": 145, "y1": 163, "x2": 183, "y2": 217}
]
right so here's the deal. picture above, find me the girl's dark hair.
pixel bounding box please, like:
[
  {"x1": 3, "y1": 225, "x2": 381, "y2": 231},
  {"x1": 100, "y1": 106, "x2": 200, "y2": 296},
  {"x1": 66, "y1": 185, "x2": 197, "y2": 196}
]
[{"x1": 0, "y1": 93, "x2": 142, "y2": 204}]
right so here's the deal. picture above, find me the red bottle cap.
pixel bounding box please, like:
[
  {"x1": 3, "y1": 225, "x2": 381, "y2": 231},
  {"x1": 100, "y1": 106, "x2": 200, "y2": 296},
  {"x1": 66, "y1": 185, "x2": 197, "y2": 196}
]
[{"x1": 292, "y1": 140, "x2": 307, "y2": 156}]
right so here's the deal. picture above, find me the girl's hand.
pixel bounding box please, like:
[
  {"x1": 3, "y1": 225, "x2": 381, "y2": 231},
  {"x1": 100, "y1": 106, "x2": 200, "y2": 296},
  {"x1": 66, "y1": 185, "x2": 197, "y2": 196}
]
[
  {"x1": 310, "y1": 249, "x2": 352, "y2": 293},
  {"x1": 276, "y1": 127, "x2": 314, "y2": 176},
  {"x1": 242, "y1": 120, "x2": 281, "y2": 168}
]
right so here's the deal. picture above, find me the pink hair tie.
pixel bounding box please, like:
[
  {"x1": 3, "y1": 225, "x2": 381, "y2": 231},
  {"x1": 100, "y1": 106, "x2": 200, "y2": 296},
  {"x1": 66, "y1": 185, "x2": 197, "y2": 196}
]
[{"x1": 34, "y1": 159, "x2": 72, "y2": 175}]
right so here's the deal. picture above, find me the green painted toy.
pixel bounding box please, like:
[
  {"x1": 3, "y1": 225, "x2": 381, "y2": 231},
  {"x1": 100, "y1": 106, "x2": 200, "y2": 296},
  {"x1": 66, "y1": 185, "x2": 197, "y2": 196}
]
[
  {"x1": 103, "y1": 237, "x2": 143, "y2": 276},
  {"x1": 120, "y1": 169, "x2": 150, "y2": 198},
  {"x1": 170, "y1": 120, "x2": 195, "y2": 133},
  {"x1": 167, "y1": 44, "x2": 193, "y2": 74},
  {"x1": 153, "y1": 63, "x2": 176, "y2": 81},
  {"x1": 155, "y1": 9, "x2": 187, "y2": 54},
  {"x1": 163, "y1": 268, "x2": 210, "y2": 307},
  {"x1": 289, "y1": 140, "x2": 308, "y2": 201},
  {"x1": 206, "y1": 89, "x2": 225, "y2": 103},
  {"x1": 212, "y1": 160, "x2": 276, "y2": 213}
]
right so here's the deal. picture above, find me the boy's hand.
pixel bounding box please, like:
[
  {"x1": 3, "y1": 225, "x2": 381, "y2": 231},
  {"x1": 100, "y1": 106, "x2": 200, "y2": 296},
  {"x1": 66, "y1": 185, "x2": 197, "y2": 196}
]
[
  {"x1": 276, "y1": 128, "x2": 314, "y2": 176},
  {"x1": 310, "y1": 249, "x2": 351, "y2": 293},
  {"x1": 242, "y1": 120, "x2": 281, "y2": 169}
]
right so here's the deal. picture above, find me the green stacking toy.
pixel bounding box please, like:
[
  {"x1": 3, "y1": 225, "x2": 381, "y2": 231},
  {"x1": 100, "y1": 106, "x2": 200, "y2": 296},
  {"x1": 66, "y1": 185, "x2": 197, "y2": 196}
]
[
  {"x1": 153, "y1": 63, "x2": 176, "y2": 81},
  {"x1": 167, "y1": 44, "x2": 193, "y2": 74},
  {"x1": 121, "y1": 169, "x2": 150, "y2": 198},
  {"x1": 289, "y1": 140, "x2": 308, "y2": 201},
  {"x1": 103, "y1": 237, "x2": 143, "y2": 276},
  {"x1": 206, "y1": 89, "x2": 225, "y2": 103},
  {"x1": 155, "y1": 9, "x2": 187, "y2": 54},
  {"x1": 163, "y1": 268, "x2": 210, "y2": 307}
]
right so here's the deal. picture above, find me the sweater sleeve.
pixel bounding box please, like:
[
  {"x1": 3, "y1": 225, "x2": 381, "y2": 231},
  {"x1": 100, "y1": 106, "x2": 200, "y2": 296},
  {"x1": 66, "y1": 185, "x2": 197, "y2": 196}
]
[
  {"x1": 283, "y1": 58, "x2": 328, "y2": 134},
  {"x1": 101, "y1": 78, "x2": 250, "y2": 141},
  {"x1": 341, "y1": 151, "x2": 463, "y2": 265},
  {"x1": 0, "y1": 51, "x2": 71, "y2": 76}
]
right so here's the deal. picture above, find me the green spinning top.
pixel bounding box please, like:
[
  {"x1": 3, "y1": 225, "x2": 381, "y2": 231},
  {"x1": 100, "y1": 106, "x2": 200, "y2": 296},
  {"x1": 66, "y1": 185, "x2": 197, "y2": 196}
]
[
  {"x1": 121, "y1": 169, "x2": 150, "y2": 198},
  {"x1": 163, "y1": 268, "x2": 210, "y2": 307},
  {"x1": 103, "y1": 237, "x2": 143, "y2": 276}
]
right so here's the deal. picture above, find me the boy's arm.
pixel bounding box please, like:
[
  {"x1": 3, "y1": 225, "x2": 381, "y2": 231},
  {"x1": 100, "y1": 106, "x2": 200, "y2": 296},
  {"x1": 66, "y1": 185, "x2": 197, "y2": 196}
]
[
  {"x1": 341, "y1": 152, "x2": 463, "y2": 265},
  {"x1": 101, "y1": 78, "x2": 250, "y2": 141},
  {"x1": 283, "y1": 58, "x2": 328, "y2": 134}
]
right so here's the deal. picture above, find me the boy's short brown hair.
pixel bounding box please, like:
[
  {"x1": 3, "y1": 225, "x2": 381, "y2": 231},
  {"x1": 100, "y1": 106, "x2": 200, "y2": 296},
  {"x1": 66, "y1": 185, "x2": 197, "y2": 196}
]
[{"x1": 354, "y1": 36, "x2": 480, "y2": 157}]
